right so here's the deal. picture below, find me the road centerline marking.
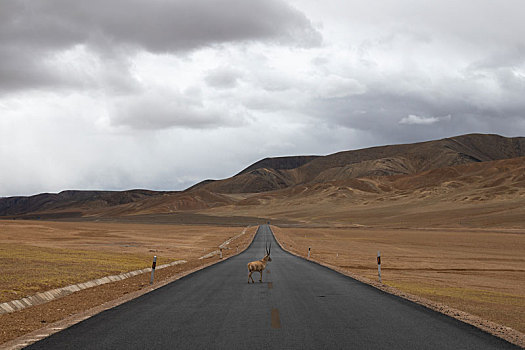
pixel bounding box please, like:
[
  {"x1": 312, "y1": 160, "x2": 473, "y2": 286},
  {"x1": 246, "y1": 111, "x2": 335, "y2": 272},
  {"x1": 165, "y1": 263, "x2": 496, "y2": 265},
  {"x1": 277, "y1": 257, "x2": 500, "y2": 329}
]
[{"x1": 271, "y1": 308, "x2": 281, "y2": 329}]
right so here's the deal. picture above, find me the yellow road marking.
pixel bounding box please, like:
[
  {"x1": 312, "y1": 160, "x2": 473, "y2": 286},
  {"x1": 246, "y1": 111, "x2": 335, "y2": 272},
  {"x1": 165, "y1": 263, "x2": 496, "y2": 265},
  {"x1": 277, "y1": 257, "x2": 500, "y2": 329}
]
[{"x1": 271, "y1": 308, "x2": 281, "y2": 329}]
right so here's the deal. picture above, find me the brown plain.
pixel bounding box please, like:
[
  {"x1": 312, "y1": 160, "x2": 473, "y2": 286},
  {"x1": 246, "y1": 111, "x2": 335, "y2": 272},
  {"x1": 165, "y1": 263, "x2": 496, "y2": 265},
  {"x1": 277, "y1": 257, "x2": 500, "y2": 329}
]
[
  {"x1": 0, "y1": 221, "x2": 257, "y2": 344},
  {"x1": 0, "y1": 220, "x2": 252, "y2": 302}
]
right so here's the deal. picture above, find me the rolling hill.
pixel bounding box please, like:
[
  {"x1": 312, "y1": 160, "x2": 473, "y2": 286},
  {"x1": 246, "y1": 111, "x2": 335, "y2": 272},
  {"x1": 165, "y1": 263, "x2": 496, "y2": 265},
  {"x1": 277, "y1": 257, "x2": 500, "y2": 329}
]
[
  {"x1": 0, "y1": 190, "x2": 174, "y2": 217},
  {"x1": 192, "y1": 133, "x2": 525, "y2": 193},
  {"x1": 178, "y1": 156, "x2": 520, "y2": 230},
  {"x1": 1, "y1": 133, "x2": 524, "y2": 224}
]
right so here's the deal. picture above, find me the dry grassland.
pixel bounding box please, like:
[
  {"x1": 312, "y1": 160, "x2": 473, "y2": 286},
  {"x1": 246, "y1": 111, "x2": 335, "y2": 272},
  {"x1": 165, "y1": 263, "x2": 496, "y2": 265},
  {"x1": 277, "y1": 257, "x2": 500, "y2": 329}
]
[
  {"x1": 0, "y1": 244, "x2": 171, "y2": 303},
  {"x1": 0, "y1": 220, "x2": 248, "y2": 303},
  {"x1": 272, "y1": 226, "x2": 525, "y2": 333},
  {"x1": 0, "y1": 221, "x2": 257, "y2": 345}
]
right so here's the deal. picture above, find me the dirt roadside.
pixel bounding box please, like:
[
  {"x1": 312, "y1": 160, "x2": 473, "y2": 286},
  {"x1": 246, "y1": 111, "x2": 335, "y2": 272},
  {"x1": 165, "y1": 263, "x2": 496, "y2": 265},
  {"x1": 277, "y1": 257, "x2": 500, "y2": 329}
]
[
  {"x1": 271, "y1": 225, "x2": 525, "y2": 348},
  {"x1": 0, "y1": 226, "x2": 257, "y2": 349}
]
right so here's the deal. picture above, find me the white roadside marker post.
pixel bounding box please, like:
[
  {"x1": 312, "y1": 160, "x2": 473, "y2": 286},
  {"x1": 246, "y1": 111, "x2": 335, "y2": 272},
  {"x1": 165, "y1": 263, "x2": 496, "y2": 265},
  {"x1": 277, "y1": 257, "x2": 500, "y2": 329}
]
[
  {"x1": 308, "y1": 247, "x2": 311, "y2": 259},
  {"x1": 377, "y1": 251, "x2": 382, "y2": 283},
  {"x1": 150, "y1": 256, "x2": 157, "y2": 285},
  {"x1": 220, "y1": 248, "x2": 223, "y2": 259}
]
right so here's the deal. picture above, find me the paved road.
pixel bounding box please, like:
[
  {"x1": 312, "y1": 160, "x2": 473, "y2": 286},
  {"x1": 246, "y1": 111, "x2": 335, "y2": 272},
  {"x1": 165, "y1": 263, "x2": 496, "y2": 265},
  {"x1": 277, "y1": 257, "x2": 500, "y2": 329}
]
[{"x1": 28, "y1": 225, "x2": 517, "y2": 349}]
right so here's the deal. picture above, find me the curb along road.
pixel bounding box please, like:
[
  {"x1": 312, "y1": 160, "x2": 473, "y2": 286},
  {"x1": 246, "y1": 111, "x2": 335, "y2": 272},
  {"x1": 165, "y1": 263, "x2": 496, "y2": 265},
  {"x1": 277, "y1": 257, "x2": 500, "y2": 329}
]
[{"x1": 0, "y1": 260, "x2": 186, "y2": 315}]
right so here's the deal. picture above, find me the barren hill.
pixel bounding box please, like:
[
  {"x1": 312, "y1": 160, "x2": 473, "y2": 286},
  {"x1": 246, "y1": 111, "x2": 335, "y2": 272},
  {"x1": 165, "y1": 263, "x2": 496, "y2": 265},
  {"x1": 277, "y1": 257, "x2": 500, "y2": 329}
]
[
  {"x1": 236, "y1": 155, "x2": 319, "y2": 175},
  {"x1": 193, "y1": 133, "x2": 525, "y2": 193},
  {"x1": 1, "y1": 133, "x2": 524, "y2": 221},
  {"x1": 0, "y1": 190, "x2": 173, "y2": 217},
  {"x1": 207, "y1": 155, "x2": 525, "y2": 228}
]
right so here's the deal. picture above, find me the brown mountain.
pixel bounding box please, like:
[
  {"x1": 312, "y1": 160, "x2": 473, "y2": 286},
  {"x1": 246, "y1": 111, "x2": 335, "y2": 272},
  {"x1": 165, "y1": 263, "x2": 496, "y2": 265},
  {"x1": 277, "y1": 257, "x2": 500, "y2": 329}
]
[
  {"x1": 0, "y1": 190, "x2": 173, "y2": 217},
  {"x1": 192, "y1": 133, "x2": 525, "y2": 193},
  {"x1": 208, "y1": 155, "x2": 525, "y2": 228},
  {"x1": 1, "y1": 133, "x2": 524, "y2": 219},
  {"x1": 236, "y1": 155, "x2": 319, "y2": 175}
]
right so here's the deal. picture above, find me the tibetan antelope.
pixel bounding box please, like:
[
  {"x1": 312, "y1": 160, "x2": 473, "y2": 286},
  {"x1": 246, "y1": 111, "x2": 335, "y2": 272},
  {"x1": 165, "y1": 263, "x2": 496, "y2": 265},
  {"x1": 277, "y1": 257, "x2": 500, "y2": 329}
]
[{"x1": 247, "y1": 243, "x2": 272, "y2": 283}]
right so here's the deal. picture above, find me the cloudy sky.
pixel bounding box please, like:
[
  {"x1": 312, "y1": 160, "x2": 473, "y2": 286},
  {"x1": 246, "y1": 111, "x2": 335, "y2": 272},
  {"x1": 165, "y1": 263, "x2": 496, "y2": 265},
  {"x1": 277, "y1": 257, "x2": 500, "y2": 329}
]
[{"x1": 1, "y1": 0, "x2": 524, "y2": 197}]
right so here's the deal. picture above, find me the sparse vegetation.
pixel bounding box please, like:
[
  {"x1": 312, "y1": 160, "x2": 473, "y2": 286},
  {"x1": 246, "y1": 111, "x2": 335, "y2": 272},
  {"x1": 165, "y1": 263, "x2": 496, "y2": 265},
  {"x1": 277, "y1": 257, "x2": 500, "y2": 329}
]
[
  {"x1": 0, "y1": 221, "x2": 247, "y2": 303},
  {"x1": 0, "y1": 224, "x2": 257, "y2": 345},
  {"x1": 0, "y1": 244, "x2": 170, "y2": 303}
]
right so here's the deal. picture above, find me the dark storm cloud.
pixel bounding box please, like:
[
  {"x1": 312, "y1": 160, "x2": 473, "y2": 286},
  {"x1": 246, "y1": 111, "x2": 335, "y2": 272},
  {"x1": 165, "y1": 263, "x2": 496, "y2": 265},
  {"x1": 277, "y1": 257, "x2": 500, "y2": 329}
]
[
  {"x1": 305, "y1": 74, "x2": 525, "y2": 146},
  {"x1": 0, "y1": 0, "x2": 320, "y2": 94},
  {"x1": 0, "y1": 0, "x2": 320, "y2": 92},
  {"x1": 2, "y1": 0, "x2": 321, "y2": 50},
  {"x1": 0, "y1": 46, "x2": 59, "y2": 92}
]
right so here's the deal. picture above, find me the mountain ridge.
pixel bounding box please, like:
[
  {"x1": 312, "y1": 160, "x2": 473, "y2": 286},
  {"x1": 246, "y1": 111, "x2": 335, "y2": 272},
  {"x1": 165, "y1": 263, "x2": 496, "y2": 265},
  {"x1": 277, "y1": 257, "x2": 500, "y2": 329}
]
[
  {"x1": 194, "y1": 133, "x2": 525, "y2": 193},
  {"x1": 1, "y1": 133, "x2": 524, "y2": 218}
]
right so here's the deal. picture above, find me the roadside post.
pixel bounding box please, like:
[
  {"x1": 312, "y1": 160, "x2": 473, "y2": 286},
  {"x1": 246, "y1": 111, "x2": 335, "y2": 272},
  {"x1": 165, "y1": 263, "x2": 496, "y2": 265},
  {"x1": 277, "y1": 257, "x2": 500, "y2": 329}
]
[
  {"x1": 220, "y1": 248, "x2": 223, "y2": 259},
  {"x1": 150, "y1": 256, "x2": 157, "y2": 285},
  {"x1": 308, "y1": 247, "x2": 311, "y2": 259},
  {"x1": 377, "y1": 251, "x2": 382, "y2": 283}
]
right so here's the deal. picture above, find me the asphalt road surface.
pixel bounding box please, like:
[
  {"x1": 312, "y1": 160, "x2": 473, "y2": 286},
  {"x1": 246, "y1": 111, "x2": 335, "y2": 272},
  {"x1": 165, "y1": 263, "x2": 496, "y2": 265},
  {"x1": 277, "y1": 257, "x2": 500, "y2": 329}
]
[{"x1": 27, "y1": 225, "x2": 517, "y2": 349}]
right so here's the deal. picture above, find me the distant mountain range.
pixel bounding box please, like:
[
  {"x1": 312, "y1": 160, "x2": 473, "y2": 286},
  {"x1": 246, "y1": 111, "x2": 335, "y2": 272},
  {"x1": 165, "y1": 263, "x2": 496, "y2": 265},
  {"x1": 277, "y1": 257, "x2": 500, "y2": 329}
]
[
  {"x1": 1, "y1": 133, "x2": 524, "y2": 220},
  {"x1": 0, "y1": 189, "x2": 174, "y2": 217},
  {"x1": 191, "y1": 133, "x2": 524, "y2": 193}
]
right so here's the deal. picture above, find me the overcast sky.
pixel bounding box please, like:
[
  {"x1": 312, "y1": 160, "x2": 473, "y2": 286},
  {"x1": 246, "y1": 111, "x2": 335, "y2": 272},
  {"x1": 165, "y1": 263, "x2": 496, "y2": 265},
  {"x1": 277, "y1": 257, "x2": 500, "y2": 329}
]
[{"x1": 1, "y1": 0, "x2": 524, "y2": 197}]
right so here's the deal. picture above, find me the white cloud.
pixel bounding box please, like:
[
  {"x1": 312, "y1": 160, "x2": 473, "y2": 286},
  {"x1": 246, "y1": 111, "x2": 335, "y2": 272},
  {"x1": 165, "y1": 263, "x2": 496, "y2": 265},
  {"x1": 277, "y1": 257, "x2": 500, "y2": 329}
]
[
  {"x1": 205, "y1": 67, "x2": 243, "y2": 89},
  {"x1": 110, "y1": 89, "x2": 249, "y2": 130},
  {"x1": 315, "y1": 75, "x2": 366, "y2": 99},
  {"x1": 399, "y1": 114, "x2": 451, "y2": 125}
]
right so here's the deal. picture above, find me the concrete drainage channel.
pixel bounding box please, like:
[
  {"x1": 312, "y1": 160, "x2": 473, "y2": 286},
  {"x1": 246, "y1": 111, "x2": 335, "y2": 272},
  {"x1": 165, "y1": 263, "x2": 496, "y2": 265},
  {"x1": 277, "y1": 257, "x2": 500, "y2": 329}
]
[
  {"x1": 2, "y1": 225, "x2": 257, "y2": 350},
  {"x1": 199, "y1": 227, "x2": 249, "y2": 260},
  {"x1": 1, "y1": 226, "x2": 251, "y2": 315},
  {"x1": 0, "y1": 260, "x2": 186, "y2": 315}
]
